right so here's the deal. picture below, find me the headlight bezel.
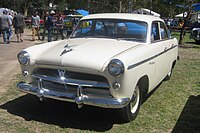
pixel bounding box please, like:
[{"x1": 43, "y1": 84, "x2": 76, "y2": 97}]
[
  {"x1": 108, "y1": 59, "x2": 125, "y2": 77},
  {"x1": 17, "y1": 51, "x2": 30, "y2": 65}
]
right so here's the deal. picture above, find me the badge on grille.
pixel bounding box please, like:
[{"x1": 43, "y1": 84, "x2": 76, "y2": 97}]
[{"x1": 58, "y1": 69, "x2": 66, "y2": 80}]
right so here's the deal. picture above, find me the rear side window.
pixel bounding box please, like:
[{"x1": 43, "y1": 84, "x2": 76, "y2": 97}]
[
  {"x1": 160, "y1": 22, "x2": 169, "y2": 39},
  {"x1": 151, "y1": 22, "x2": 160, "y2": 41},
  {"x1": 151, "y1": 21, "x2": 170, "y2": 42}
]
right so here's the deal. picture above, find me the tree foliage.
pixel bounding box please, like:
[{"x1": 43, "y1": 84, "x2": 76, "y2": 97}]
[
  {"x1": 1, "y1": 0, "x2": 200, "y2": 44},
  {"x1": 0, "y1": 0, "x2": 199, "y2": 18}
]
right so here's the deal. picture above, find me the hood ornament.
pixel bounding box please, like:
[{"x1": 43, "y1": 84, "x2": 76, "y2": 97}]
[{"x1": 60, "y1": 44, "x2": 73, "y2": 56}]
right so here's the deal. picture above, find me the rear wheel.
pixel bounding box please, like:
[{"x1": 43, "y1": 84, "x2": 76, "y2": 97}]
[
  {"x1": 119, "y1": 85, "x2": 142, "y2": 122},
  {"x1": 164, "y1": 67, "x2": 173, "y2": 81}
]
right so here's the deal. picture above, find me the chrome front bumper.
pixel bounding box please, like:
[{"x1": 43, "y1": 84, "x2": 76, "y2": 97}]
[{"x1": 17, "y1": 82, "x2": 130, "y2": 109}]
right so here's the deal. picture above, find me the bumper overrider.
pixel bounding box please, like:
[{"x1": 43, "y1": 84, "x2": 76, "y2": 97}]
[{"x1": 17, "y1": 82, "x2": 130, "y2": 109}]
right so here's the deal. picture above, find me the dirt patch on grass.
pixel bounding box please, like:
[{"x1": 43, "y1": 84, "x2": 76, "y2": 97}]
[{"x1": 0, "y1": 61, "x2": 20, "y2": 94}]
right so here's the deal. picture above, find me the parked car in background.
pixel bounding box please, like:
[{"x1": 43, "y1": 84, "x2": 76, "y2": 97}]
[
  {"x1": 24, "y1": 16, "x2": 44, "y2": 28},
  {"x1": 50, "y1": 14, "x2": 82, "y2": 37},
  {"x1": 17, "y1": 13, "x2": 178, "y2": 122},
  {"x1": 190, "y1": 22, "x2": 200, "y2": 44},
  {"x1": 190, "y1": 28, "x2": 200, "y2": 43},
  {"x1": 63, "y1": 14, "x2": 82, "y2": 34}
]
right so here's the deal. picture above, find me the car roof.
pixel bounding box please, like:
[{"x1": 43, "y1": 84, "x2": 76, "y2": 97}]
[{"x1": 81, "y1": 13, "x2": 163, "y2": 23}]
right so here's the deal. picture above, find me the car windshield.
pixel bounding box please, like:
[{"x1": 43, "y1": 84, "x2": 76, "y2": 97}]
[{"x1": 71, "y1": 19, "x2": 147, "y2": 42}]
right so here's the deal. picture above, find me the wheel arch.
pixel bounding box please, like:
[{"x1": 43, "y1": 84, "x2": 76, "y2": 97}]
[
  {"x1": 172, "y1": 60, "x2": 176, "y2": 69},
  {"x1": 137, "y1": 75, "x2": 149, "y2": 97}
]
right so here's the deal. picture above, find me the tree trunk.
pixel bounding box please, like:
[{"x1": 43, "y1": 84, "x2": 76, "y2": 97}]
[
  {"x1": 24, "y1": 8, "x2": 28, "y2": 16},
  {"x1": 178, "y1": 11, "x2": 191, "y2": 45},
  {"x1": 23, "y1": 2, "x2": 31, "y2": 17},
  {"x1": 119, "y1": 1, "x2": 122, "y2": 13},
  {"x1": 179, "y1": 22, "x2": 186, "y2": 45}
]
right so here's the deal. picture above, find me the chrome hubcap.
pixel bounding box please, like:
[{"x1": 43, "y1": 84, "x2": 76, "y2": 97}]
[{"x1": 168, "y1": 70, "x2": 172, "y2": 77}]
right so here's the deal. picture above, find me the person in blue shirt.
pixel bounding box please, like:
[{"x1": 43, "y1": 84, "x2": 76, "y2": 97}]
[{"x1": 46, "y1": 10, "x2": 55, "y2": 42}]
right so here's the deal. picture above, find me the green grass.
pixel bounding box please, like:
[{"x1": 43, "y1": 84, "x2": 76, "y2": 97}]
[{"x1": 0, "y1": 32, "x2": 200, "y2": 133}]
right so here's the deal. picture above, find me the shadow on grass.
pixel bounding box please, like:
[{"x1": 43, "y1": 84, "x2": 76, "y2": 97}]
[
  {"x1": 184, "y1": 41, "x2": 197, "y2": 45},
  {"x1": 172, "y1": 95, "x2": 200, "y2": 133},
  {"x1": 142, "y1": 82, "x2": 162, "y2": 104},
  {"x1": 179, "y1": 43, "x2": 200, "y2": 49},
  {"x1": 0, "y1": 94, "x2": 123, "y2": 132}
]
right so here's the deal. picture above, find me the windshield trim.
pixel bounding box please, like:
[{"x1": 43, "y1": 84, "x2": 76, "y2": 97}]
[{"x1": 70, "y1": 18, "x2": 148, "y2": 42}]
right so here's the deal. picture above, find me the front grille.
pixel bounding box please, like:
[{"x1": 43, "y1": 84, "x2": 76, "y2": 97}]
[
  {"x1": 31, "y1": 68, "x2": 111, "y2": 97},
  {"x1": 34, "y1": 68, "x2": 108, "y2": 83}
]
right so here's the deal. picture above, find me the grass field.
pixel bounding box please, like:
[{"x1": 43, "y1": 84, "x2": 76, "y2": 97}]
[{"x1": 0, "y1": 32, "x2": 200, "y2": 133}]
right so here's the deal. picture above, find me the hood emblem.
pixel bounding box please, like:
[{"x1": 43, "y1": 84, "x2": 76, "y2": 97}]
[{"x1": 60, "y1": 44, "x2": 73, "y2": 56}]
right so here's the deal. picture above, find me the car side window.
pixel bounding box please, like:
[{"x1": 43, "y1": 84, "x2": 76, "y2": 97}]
[
  {"x1": 160, "y1": 22, "x2": 169, "y2": 40},
  {"x1": 95, "y1": 21, "x2": 105, "y2": 35},
  {"x1": 151, "y1": 22, "x2": 160, "y2": 41}
]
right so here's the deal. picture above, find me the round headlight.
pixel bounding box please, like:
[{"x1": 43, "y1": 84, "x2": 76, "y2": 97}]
[
  {"x1": 108, "y1": 59, "x2": 124, "y2": 77},
  {"x1": 17, "y1": 51, "x2": 30, "y2": 65}
]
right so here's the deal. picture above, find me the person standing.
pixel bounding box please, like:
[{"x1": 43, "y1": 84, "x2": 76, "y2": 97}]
[
  {"x1": 13, "y1": 12, "x2": 25, "y2": 43},
  {"x1": 0, "y1": 10, "x2": 11, "y2": 44},
  {"x1": 8, "y1": 12, "x2": 13, "y2": 40},
  {"x1": 55, "y1": 14, "x2": 64, "y2": 40},
  {"x1": 41, "y1": 11, "x2": 49, "y2": 41},
  {"x1": 31, "y1": 12, "x2": 40, "y2": 41},
  {"x1": 46, "y1": 10, "x2": 55, "y2": 42}
]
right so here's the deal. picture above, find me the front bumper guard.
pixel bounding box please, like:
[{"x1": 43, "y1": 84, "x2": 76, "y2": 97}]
[{"x1": 17, "y1": 82, "x2": 130, "y2": 109}]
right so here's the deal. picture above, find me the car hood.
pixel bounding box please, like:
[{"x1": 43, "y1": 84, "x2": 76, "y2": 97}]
[{"x1": 29, "y1": 38, "x2": 141, "y2": 71}]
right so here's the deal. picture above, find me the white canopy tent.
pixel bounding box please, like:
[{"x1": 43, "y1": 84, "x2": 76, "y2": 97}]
[
  {"x1": 175, "y1": 12, "x2": 188, "y2": 18},
  {"x1": 0, "y1": 8, "x2": 16, "y2": 15},
  {"x1": 175, "y1": 12, "x2": 200, "y2": 22},
  {"x1": 133, "y1": 8, "x2": 160, "y2": 17}
]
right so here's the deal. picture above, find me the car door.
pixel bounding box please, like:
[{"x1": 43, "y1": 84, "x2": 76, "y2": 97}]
[
  {"x1": 160, "y1": 22, "x2": 176, "y2": 73},
  {"x1": 151, "y1": 21, "x2": 168, "y2": 85}
]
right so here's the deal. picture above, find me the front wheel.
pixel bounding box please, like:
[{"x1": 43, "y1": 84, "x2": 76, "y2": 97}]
[{"x1": 119, "y1": 85, "x2": 142, "y2": 122}]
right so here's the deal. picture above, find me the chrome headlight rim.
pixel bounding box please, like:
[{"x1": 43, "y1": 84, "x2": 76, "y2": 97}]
[
  {"x1": 17, "y1": 51, "x2": 30, "y2": 65},
  {"x1": 108, "y1": 59, "x2": 124, "y2": 77}
]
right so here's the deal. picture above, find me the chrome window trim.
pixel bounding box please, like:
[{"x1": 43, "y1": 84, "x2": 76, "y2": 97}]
[{"x1": 127, "y1": 45, "x2": 178, "y2": 70}]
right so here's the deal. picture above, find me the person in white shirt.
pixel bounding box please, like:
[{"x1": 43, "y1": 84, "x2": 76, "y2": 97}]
[
  {"x1": 7, "y1": 12, "x2": 13, "y2": 40},
  {"x1": 31, "y1": 12, "x2": 40, "y2": 41}
]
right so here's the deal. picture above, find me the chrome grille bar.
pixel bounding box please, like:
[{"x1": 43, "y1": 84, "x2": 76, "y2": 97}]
[{"x1": 32, "y1": 74, "x2": 110, "y2": 88}]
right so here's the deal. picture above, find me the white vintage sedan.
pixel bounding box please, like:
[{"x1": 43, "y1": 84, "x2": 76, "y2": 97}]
[{"x1": 17, "y1": 13, "x2": 178, "y2": 122}]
